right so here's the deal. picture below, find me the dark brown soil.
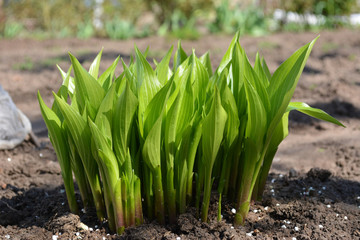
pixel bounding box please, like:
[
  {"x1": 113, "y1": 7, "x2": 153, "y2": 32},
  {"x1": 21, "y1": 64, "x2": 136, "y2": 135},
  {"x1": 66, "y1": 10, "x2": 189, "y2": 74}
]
[{"x1": 1, "y1": 29, "x2": 360, "y2": 239}]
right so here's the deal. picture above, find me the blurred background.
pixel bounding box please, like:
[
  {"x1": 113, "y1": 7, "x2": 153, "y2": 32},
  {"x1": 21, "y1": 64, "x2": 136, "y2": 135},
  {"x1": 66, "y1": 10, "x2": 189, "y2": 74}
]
[{"x1": 0, "y1": 0, "x2": 359, "y2": 40}]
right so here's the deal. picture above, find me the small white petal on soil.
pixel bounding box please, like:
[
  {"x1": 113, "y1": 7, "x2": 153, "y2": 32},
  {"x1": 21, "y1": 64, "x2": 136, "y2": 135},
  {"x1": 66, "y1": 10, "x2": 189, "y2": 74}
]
[{"x1": 231, "y1": 208, "x2": 236, "y2": 214}]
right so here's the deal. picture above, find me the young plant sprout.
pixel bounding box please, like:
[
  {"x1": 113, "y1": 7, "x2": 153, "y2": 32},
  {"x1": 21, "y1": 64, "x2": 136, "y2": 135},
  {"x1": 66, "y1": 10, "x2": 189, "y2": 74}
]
[{"x1": 38, "y1": 33, "x2": 344, "y2": 234}]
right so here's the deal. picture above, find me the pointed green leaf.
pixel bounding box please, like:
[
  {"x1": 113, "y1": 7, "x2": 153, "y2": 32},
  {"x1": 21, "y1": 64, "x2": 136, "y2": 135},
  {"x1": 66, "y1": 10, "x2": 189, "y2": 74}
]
[
  {"x1": 142, "y1": 114, "x2": 162, "y2": 171},
  {"x1": 98, "y1": 56, "x2": 120, "y2": 90},
  {"x1": 69, "y1": 52, "x2": 105, "y2": 118},
  {"x1": 89, "y1": 48, "x2": 103, "y2": 79},
  {"x1": 173, "y1": 40, "x2": 188, "y2": 72},
  {"x1": 216, "y1": 32, "x2": 240, "y2": 74},
  {"x1": 199, "y1": 51, "x2": 213, "y2": 77},
  {"x1": 156, "y1": 46, "x2": 173, "y2": 85},
  {"x1": 113, "y1": 82, "x2": 139, "y2": 165},
  {"x1": 135, "y1": 46, "x2": 162, "y2": 133},
  {"x1": 287, "y1": 102, "x2": 345, "y2": 127},
  {"x1": 267, "y1": 37, "x2": 318, "y2": 135},
  {"x1": 202, "y1": 87, "x2": 228, "y2": 165}
]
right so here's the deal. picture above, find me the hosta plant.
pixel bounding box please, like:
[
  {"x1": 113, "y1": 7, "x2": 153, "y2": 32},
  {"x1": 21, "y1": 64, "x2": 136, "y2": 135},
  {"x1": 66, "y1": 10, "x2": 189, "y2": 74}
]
[{"x1": 38, "y1": 33, "x2": 344, "y2": 234}]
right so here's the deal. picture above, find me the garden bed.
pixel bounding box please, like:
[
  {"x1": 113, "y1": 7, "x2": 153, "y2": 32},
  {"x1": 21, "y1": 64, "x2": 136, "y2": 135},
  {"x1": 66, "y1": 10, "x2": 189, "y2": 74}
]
[{"x1": 0, "y1": 29, "x2": 359, "y2": 239}]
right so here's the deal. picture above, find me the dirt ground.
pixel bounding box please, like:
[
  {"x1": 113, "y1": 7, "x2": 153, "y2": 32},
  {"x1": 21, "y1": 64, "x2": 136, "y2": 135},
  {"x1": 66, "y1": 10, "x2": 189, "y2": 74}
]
[{"x1": 0, "y1": 29, "x2": 359, "y2": 239}]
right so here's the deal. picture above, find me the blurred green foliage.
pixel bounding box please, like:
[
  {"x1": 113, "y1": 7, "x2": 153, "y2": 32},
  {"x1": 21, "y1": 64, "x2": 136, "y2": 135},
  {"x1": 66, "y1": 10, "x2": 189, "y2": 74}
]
[
  {"x1": 0, "y1": 0, "x2": 358, "y2": 39},
  {"x1": 4, "y1": 0, "x2": 92, "y2": 36},
  {"x1": 209, "y1": 0, "x2": 270, "y2": 36},
  {"x1": 281, "y1": 0, "x2": 358, "y2": 15}
]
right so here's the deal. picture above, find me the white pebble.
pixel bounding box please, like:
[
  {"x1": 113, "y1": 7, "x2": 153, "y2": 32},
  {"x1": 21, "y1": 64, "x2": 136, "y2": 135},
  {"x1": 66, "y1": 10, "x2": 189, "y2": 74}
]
[
  {"x1": 319, "y1": 225, "x2": 324, "y2": 229},
  {"x1": 276, "y1": 203, "x2": 280, "y2": 206},
  {"x1": 281, "y1": 225, "x2": 287, "y2": 229},
  {"x1": 230, "y1": 226, "x2": 234, "y2": 229},
  {"x1": 286, "y1": 220, "x2": 291, "y2": 224},
  {"x1": 357, "y1": 196, "x2": 360, "y2": 200},
  {"x1": 176, "y1": 237, "x2": 181, "y2": 240},
  {"x1": 344, "y1": 216, "x2": 348, "y2": 220},
  {"x1": 89, "y1": 228, "x2": 93, "y2": 232},
  {"x1": 52, "y1": 235, "x2": 58, "y2": 240},
  {"x1": 309, "y1": 187, "x2": 314, "y2": 191},
  {"x1": 7, "y1": 158, "x2": 11, "y2": 162},
  {"x1": 318, "y1": 190, "x2": 322, "y2": 194},
  {"x1": 271, "y1": 179, "x2": 276, "y2": 183},
  {"x1": 294, "y1": 226, "x2": 300, "y2": 231},
  {"x1": 95, "y1": 225, "x2": 98, "y2": 228},
  {"x1": 270, "y1": 189, "x2": 275, "y2": 193},
  {"x1": 246, "y1": 232, "x2": 253, "y2": 236},
  {"x1": 279, "y1": 174, "x2": 283, "y2": 178},
  {"x1": 61, "y1": 202, "x2": 65, "y2": 206},
  {"x1": 264, "y1": 206, "x2": 269, "y2": 211},
  {"x1": 59, "y1": 189, "x2": 65, "y2": 194},
  {"x1": 322, "y1": 186, "x2": 326, "y2": 190},
  {"x1": 292, "y1": 238, "x2": 297, "y2": 240},
  {"x1": 358, "y1": 206, "x2": 360, "y2": 209},
  {"x1": 326, "y1": 204, "x2": 331, "y2": 208},
  {"x1": 81, "y1": 208, "x2": 85, "y2": 213},
  {"x1": 102, "y1": 237, "x2": 106, "y2": 240},
  {"x1": 253, "y1": 209, "x2": 258, "y2": 213},
  {"x1": 336, "y1": 214, "x2": 339, "y2": 217},
  {"x1": 5, "y1": 235, "x2": 10, "y2": 239},
  {"x1": 76, "y1": 232, "x2": 80, "y2": 236},
  {"x1": 231, "y1": 208, "x2": 236, "y2": 214},
  {"x1": 39, "y1": 153, "x2": 43, "y2": 157}
]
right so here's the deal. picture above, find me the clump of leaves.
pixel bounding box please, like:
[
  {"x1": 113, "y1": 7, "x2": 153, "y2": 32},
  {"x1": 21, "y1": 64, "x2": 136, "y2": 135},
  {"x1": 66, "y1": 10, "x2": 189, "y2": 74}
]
[{"x1": 38, "y1": 33, "x2": 344, "y2": 234}]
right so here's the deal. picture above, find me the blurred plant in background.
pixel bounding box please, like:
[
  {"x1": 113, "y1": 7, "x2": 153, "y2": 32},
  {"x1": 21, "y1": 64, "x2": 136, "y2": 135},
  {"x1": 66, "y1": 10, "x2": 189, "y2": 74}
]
[
  {"x1": 0, "y1": 0, "x2": 358, "y2": 39},
  {"x1": 209, "y1": 0, "x2": 271, "y2": 36},
  {"x1": 279, "y1": 0, "x2": 359, "y2": 30}
]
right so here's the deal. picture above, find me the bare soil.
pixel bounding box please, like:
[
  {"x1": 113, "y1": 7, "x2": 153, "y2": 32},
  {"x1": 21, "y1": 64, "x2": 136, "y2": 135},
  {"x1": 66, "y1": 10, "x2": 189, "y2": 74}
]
[{"x1": 0, "y1": 29, "x2": 359, "y2": 239}]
